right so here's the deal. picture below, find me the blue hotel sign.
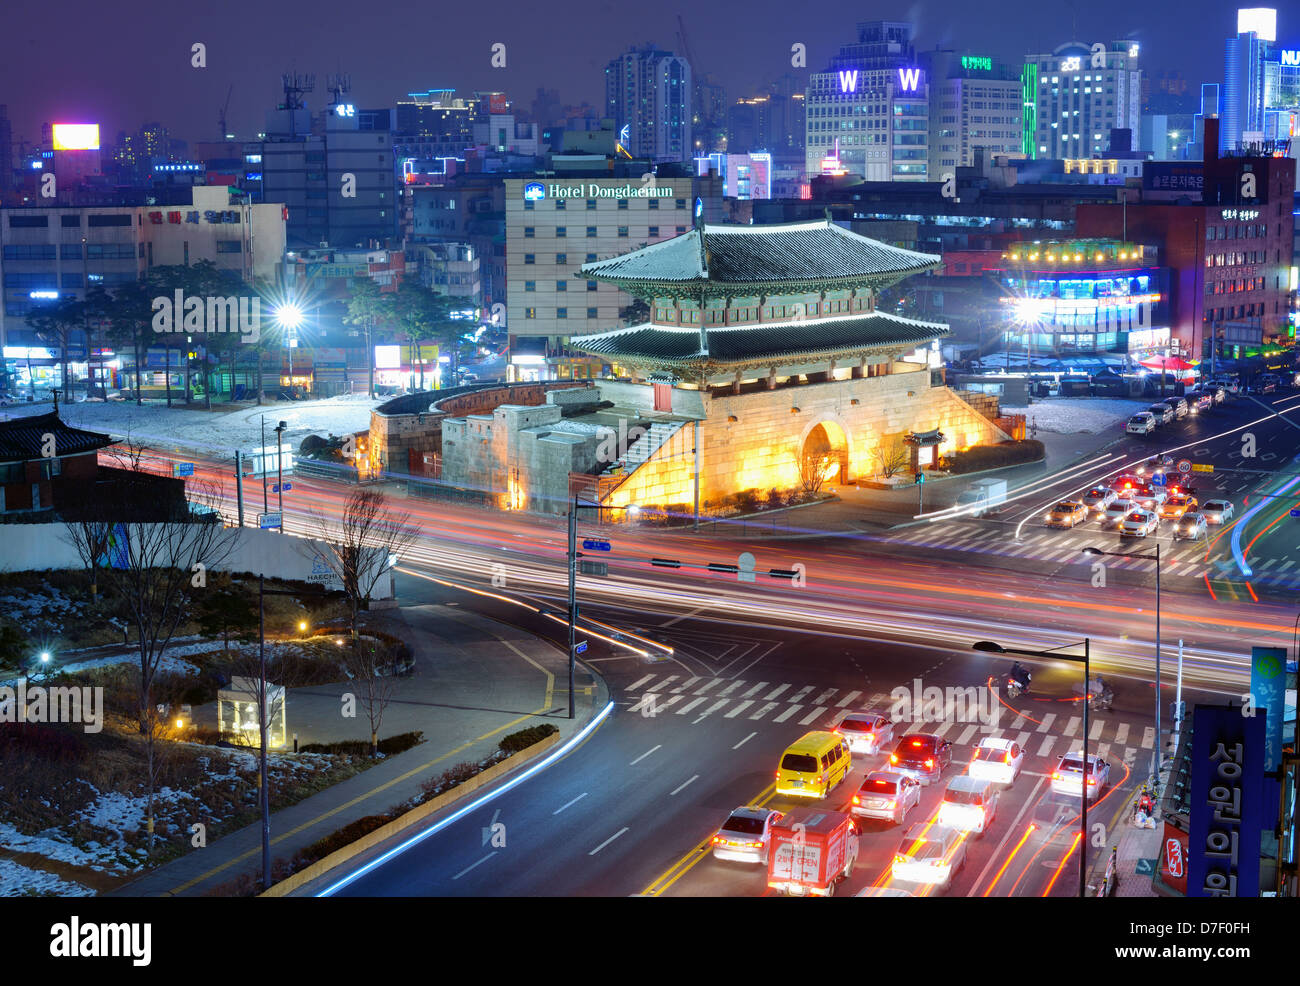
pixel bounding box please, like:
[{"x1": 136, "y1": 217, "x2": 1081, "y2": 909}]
[{"x1": 523, "y1": 181, "x2": 546, "y2": 201}]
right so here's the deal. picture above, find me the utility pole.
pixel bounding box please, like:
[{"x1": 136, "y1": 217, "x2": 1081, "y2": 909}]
[
  {"x1": 235, "y1": 450, "x2": 246, "y2": 527},
  {"x1": 274, "y1": 420, "x2": 286, "y2": 531},
  {"x1": 1154, "y1": 541, "x2": 1162, "y2": 780},
  {"x1": 260, "y1": 416, "x2": 269, "y2": 514},
  {"x1": 1172, "y1": 637, "x2": 1184, "y2": 760},
  {"x1": 1081, "y1": 636, "x2": 1090, "y2": 900},
  {"x1": 567, "y1": 497, "x2": 577, "y2": 719}
]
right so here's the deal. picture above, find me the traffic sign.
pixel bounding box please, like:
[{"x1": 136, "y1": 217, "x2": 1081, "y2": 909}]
[
  {"x1": 257, "y1": 512, "x2": 282, "y2": 530},
  {"x1": 173, "y1": 461, "x2": 195, "y2": 477},
  {"x1": 272, "y1": 482, "x2": 293, "y2": 493},
  {"x1": 575, "y1": 640, "x2": 588, "y2": 654},
  {"x1": 1149, "y1": 472, "x2": 1166, "y2": 486},
  {"x1": 579, "y1": 560, "x2": 608, "y2": 577},
  {"x1": 1162, "y1": 455, "x2": 1174, "y2": 466},
  {"x1": 915, "y1": 472, "x2": 926, "y2": 485},
  {"x1": 1191, "y1": 463, "x2": 1214, "y2": 473},
  {"x1": 1135, "y1": 858, "x2": 1158, "y2": 876},
  {"x1": 1176, "y1": 458, "x2": 1192, "y2": 474},
  {"x1": 582, "y1": 539, "x2": 611, "y2": 551},
  {"x1": 1290, "y1": 509, "x2": 1300, "y2": 518}
]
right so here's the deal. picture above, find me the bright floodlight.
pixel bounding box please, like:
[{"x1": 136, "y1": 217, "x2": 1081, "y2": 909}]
[
  {"x1": 39, "y1": 651, "x2": 51, "y2": 662},
  {"x1": 276, "y1": 304, "x2": 304, "y2": 330}
]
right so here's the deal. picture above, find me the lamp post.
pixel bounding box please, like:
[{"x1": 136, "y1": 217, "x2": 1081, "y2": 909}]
[
  {"x1": 274, "y1": 419, "x2": 287, "y2": 531},
  {"x1": 974, "y1": 638, "x2": 1092, "y2": 898},
  {"x1": 1083, "y1": 540, "x2": 1161, "y2": 779}
]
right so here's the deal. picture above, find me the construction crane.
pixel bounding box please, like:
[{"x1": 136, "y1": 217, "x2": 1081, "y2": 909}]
[{"x1": 218, "y1": 84, "x2": 233, "y2": 140}]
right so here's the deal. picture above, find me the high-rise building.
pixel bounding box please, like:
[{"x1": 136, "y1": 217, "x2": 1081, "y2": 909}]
[
  {"x1": 921, "y1": 51, "x2": 1023, "y2": 176},
  {"x1": 1023, "y1": 41, "x2": 1142, "y2": 159},
  {"x1": 1221, "y1": 8, "x2": 1300, "y2": 154},
  {"x1": 805, "y1": 20, "x2": 929, "y2": 181},
  {"x1": 0, "y1": 106, "x2": 13, "y2": 195},
  {"x1": 604, "y1": 45, "x2": 692, "y2": 164}
]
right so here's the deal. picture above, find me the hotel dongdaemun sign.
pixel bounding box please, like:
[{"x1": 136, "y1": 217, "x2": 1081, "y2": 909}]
[{"x1": 522, "y1": 181, "x2": 676, "y2": 200}]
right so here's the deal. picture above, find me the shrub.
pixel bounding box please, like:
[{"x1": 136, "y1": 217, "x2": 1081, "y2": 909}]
[
  {"x1": 420, "y1": 760, "x2": 482, "y2": 800},
  {"x1": 298, "y1": 731, "x2": 424, "y2": 757},
  {"x1": 765, "y1": 488, "x2": 786, "y2": 509},
  {"x1": 734, "y1": 488, "x2": 762, "y2": 514},
  {"x1": 498, "y1": 723, "x2": 559, "y2": 755},
  {"x1": 296, "y1": 814, "x2": 392, "y2": 866},
  {"x1": 947, "y1": 440, "x2": 1045, "y2": 475}
]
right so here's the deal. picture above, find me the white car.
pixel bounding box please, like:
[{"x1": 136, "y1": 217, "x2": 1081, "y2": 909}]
[
  {"x1": 1081, "y1": 486, "x2": 1117, "y2": 513},
  {"x1": 1126, "y1": 412, "x2": 1156, "y2": 435},
  {"x1": 1147, "y1": 404, "x2": 1174, "y2": 425},
  {"x1": 937, "y1": 775, "x2": 999, "y2": 836},
  {"x1": 1173, "y1": 511, "x2": 1209, "y2": 541},
  {"x1": 1121, "y1": 509, "x2": 1159, "y2": 538},
  {"x1": 1132, "y1": 488, "x2": 1168, "y2": 511},
  {"x1": 1051, "y1": 753, "x2": 1110, "y2": 802},
  {"x1": 968, "y1": 736, "x2": 1024, "y2": 786},
  {"x1": 711, "y1": 806, "x2": 784, "y2": 864},
  {"x1": 1102, "y1": 498, "x2": 1137, "y2": 529},
  {"x1": 892, "y1": 823, "x2": 968, "y2": 888},
  {"x1": 851, "y1": 770, "x2": 922, "y2": 825},
  {"x1": 834, "y1": 711, "x2": 894, "y2": 756},
  {"x1": 1201, "y1": 499, "x2": 1235, "y2": 524}
]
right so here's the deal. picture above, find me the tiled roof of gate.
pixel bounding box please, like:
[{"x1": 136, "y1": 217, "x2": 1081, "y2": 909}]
[
  {"x1": 0, "y1": 411, "x2": 116, "y2": 461},
  {"x1": 579, "y1": 219, "x2": 940, "y2": 286},
  {"x1": 571, "y1": 311, "x2": 948, "y2": 367}
]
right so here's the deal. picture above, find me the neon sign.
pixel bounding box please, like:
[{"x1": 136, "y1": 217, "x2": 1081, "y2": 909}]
[
  {"x1": 1222, "y1": 208, "x2": 1259, "y2": 220},
  {"x1": 962, "y1": 56, "x2": 992, "y2": 71},
  {"x1": 334, "y1": 104, "x2": 355, "y2": 117},
  {"x1": 1060, "y1": 57, "x2": 1081, "y2": 72},
  {"x1": 838, "y1": 69, "x2": 858, "y2": 93},
  {"x1": 523, "y1": 181, "x2": 546, "y2": 201},
  {"x1": 1281, "y1": 50, "x2": 1300, "y2": 66},
  {"x1": 897, "y1": 67, "x2": 921, "y2": 92}
]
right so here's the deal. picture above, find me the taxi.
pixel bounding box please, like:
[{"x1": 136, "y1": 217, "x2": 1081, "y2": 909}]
[
  {"x1": 1044, "y1": 500, "x2": 1089, "y2": 529},
  {"x1": 1158, "y1": 493, "x2": 1196, "y2": 521}
]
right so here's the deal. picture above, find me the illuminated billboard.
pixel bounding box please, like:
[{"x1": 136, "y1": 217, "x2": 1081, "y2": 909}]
[
  {"x1": 1237, "y1": 7, "x2": 1276, "y2": 41},
  {"x1": 51, "y1": 123, "x2": 101, "y2": 151}
]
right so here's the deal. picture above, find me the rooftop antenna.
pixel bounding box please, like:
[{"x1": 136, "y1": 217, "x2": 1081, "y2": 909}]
[
  {"x1": 280, "y1": 73, "x2": 316, "y2": 137},
  {"x1": 218, "y1": 83, "x2": 233, "y2": 140},
  {"x1": 326, "y1": 73, "x2": 352, "y2": 110}
]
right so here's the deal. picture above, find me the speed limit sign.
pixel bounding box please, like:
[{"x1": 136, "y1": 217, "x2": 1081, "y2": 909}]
[{"x1": 1176, "y1": 458, "x2": 1192, "y2": 474}]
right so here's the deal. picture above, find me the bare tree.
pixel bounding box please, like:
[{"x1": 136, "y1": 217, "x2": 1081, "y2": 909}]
[
  {"x1": 62, "y1": 518, "x2": 114, "y2": 601},
  {"x1": 89, "y1": 479, "x2": 238, "y2": 851},
  {"x1": 304, "y1": 489, "x2": 417, "y2": 645},
  {"x1": 341, "y1": 638, "x2": 402, "y2": 756},
  {"x1": 872, "y1": 435, "x2": 910, "y2": 479},
  {"x1": 799, "y1": 433, "x2": 834, "y2": 494}
]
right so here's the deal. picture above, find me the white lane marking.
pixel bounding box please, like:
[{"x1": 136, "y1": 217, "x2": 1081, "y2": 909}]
[
  {"x1": 773, "y1": 704, "x2": 803, "y2": 723},
  {"x1": 1089, "y1": 718, "x2": 1105, "y2": 741},
  {"x1": 741, "y1": 682, "x2": 769, "y2": 699},
  {"x1": 628, "y1": 674, "x2": 655, "y2": 691},
  {"x1": 676, "y1": 696, "x2": 709, "y2": 715},
  {"x1": 837, "y1": 689, "x2": 862, "y2": 708},
  {"x1": 928, "y1": 721, "x2": 956, "y2": 738},
  {"x1": 1141, "y1": 727, "x2": 1156, "y2": 749},
  {"x1": 672, "y1": 676, "x2": 701, "y2": 693},
  {"x1": 452, "y1": 852, "x2": 498, "y2": 879},
  {"x1": 955, "y1": 724, "x2": 978, "y2": 746},
  {"x1": 1037, "y1": 734, "x2": 1057, "y2": 757},
  {"x1": 1096, "y1": 742, "x2": 1111, "y2": 762},
  {"x1": 764, "y1": 683, "x2": 792, "y2": 701},
  {"x1": 811, "y1": 688, "x2": 837, "y2": 705},
  {"x1": 552, "y1": 792, "x2": 588, "y2": 815},
  {"x1": 661, "y1": 606, "x2": 706, "y2": 627},
  {"x1": 656, "y1": 695, "x2": 683, "y2": 712},
  {"x1": 799, "y1": 706, "x2": 828, "y2": 726},
  {"x1": 750, "y1": 702, "x2": 779, "y2": 720},
  {"x1": 1063, "y1": 716, "x2": 1080, "y2": 737},
  {"x1": 1037, "y1": 713, "x2": 1057, "y2": 733},
  {"x1": 629, "y1": 745, "x2": 661, "y2": 765},
  {"x1": 1114, "y1": 723, "x2": 1130, "y2": 745},
  {"x1": 589, "y1": 827, "x2": 629, "y2": 855},
  {"x1": 733, "y1": 731, "x2": 757, "y2": 750},
  {"x1": 670, "y1": 775, "x2": 699, "y2": 796},
  {"x1": 717, "y1": 679, "x2": 747, "y2": 697},
  {"x1": 1010, "y1": 716, "x2": 1026, "y2": 729},
  {"x1": 648, "y1": 676, "x2": 678, "y2": 692},
  {"x1": 725, "y1": 700, "x2": 754, "y2": 718},
  {"x1": 695, "y1": 699, "x2": 730, "y2": 721},
  {"x1": 1016, "y1": 731, "x2": 1032, "y2": 748},
  {"x1": 693, "y1": 678, "x2": 724, "y2": 695}
]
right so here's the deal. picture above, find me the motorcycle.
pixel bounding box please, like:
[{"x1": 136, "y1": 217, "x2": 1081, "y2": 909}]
[
  {"x1": 1087, "y1": 685, "x2": 1113, "y2": 712},
  {"x1": 1133, "y1": 784, "x2": 1157, "y2": 828},
  {"x1": 1005, "y1": 670, "x2": 1031, "y2": 698}
]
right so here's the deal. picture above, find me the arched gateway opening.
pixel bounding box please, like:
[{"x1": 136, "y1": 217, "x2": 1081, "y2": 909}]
[{"x1": 799, "y1": 421, "x2": 850, "y2": 490}]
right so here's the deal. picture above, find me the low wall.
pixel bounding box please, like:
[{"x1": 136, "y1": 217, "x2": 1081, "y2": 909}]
[{"x1": 259, "y1": 731, "x2": 562, "y2": 897}]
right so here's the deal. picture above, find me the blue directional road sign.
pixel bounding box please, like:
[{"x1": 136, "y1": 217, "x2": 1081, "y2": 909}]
[
  {"x1": 173, "y1": 462, "x2": 195, "y2": 477},
  {"x1": 272, "y1": 483, "x2": 293, "y2": 493},
  {"x1": 582, "y1": 539, "x2": 611, "y2": 551},
  {"x1": 1291, "y1": 509, "x2": 1300, "y2": 518},
  {"x1": 1149, "y1": 472, "x2": 1166, "y2": 486},
  {"x1": 575, "y1": 640, "x2": 588, "y2": 654}
]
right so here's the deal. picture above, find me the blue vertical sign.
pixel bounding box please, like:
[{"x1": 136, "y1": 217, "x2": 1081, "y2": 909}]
[
  {"x1": 1250, "y1": 646, "x2": 1286, "y2": 771},
  {"x1": 1187, "y1": 705, "x2": 1265, "y2": 897}
]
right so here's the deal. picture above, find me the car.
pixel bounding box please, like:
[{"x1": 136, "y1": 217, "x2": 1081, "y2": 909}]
[
  {"x1": 1081, "y1": 486, "x2": 1118, "y2": 513},
  {"x1": 1051, "y1": 752, "x2": 1110, "y2": 802},
  {"x1": 1201, "y1": 499, "x2": 1235, "y2": 524},
  {"x1": 1045, "y1": 500, "x2": 1089, "y2": 528},
  {"x1": 1163, "y1": 396, "x2": 1190, "y2": 419},
  {"x1": 1207, "y1": 384, "x2": 1227, "y2": 405},
  {"x1": 1132, "y1": 487, "x2": 1168, "y2": 511},
  {"x1": 1102, "y1": 498, "x2": 1137, "y2": 529},
  {"x1": 1126, "y1": 411, "x2": 1156, "y2": 435},
  {"x1": 1158, "y1": 493, "x2": 1196, "y2": 521},
  {"x1": 712, "y1": 805, "x2": 784, "y2": 863},
  {"x1": 937, "y1": 775, "x2": 1000, "y2": 836},
  {"x1": 888, "y1": 733, "x2": 953, "y2": 786},
  {"x1": 776, "y1": 731, "x2": 853, "y2": 799},
  {"x1": 1250, "y1": 377, "x2": 1277, "y2": 395},
  {"x1": 1147, "y1": 403, "x2": 1174, "y2": 424},
  {"x1": 1121, "y1": 509, "x2": 1160, "y2": 538},
  {"x1": 1187, "y1": 390, "x2": 1213, "y2": 413},
  {"x1": 834, "y1": 711, "x2": 894, "y2": 756},
  {"x1": 850, "y1": 770, "x2": 922, "y2": 825},
  {"x1": 854, "y1": 886, "x2": 916, "y2": 897},
  {"x1": 1173, "y1": 511, "x2": 1208, "y2": 541},
  {"x1": 968, "y1": 736, "x2": 1024, "y2": 786},
  {"x1": 891, "y1": 823, "x2": 968, "y2": 888}
]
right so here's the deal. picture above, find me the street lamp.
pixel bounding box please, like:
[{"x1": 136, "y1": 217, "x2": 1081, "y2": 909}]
[
  {"x1": 274, "y1": 420, "x2": 287, "y2": 530},
  {"x1": 1083, "y1": 541, "x2": 1161, "y2": 779},
  {"x1": 974, "y1": 637, "x2": 1092, "y2": 898}
]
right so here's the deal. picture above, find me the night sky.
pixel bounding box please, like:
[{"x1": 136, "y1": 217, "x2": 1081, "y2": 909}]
[{"x1": 0, "y1": 0, "x2": 1246, "y2": 146}]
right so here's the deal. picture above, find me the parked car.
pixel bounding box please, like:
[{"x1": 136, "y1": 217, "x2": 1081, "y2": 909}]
[
  {"x1": 1187, "y1": 389, "x2": 1213, "y2": 413},
  {"x1": 1126, "y1": 411, "x2": 1157, "y2": 435},
  {"x1": 1201, "y1": 499, "x2": 1235, "y2": 525},
  {"x1": 1163, "y1": 396, "x2": 1190, "y2": 419},
  {"x1": 1147, "y1": 403, "x2": 1174, "y2": 425}
]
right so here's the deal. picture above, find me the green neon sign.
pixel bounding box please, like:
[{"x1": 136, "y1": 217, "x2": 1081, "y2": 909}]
[{"x1": 962, "y1": 55, "x2": 992, "y2": 71}]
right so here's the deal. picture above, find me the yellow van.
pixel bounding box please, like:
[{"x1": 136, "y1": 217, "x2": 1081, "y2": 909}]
[{"x1": 776, "y1": 731, "x2": 852, "y2": 799}]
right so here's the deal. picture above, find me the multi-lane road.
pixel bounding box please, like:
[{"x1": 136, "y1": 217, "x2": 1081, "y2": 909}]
[{"x1": 117, "y1": 387, "x2": 1299, "y2": 896}]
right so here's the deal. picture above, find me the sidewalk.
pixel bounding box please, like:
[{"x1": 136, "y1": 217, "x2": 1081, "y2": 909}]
[{"x1": 108, "y1": 600, "x2": 604, "y2": 897}]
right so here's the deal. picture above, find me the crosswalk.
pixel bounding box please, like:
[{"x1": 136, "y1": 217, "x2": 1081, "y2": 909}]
[
  {"x1": 887, "y1": 520, "x2": 1300, "y2": 585},
  {"x1": 624, "y1": 674, "x2": 1155, "y2": 766}
]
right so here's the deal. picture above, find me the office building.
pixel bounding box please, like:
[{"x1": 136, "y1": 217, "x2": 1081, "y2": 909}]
[
  {"x1": 1023, "y1": 40, "x2": 1142, "y2": 159},
  {"x1": 1221, "y1": 7, "x2": 1300, "y2": 154},
  {"x1": 921, "y1": 51, "x2": 1023, "y2": 175},
  {"x1": 805, "y1": 20, "x2": 929, "y2": 181},
  {"x1": 604, "y1": 46, "x2": 692, "y2": 164}
]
